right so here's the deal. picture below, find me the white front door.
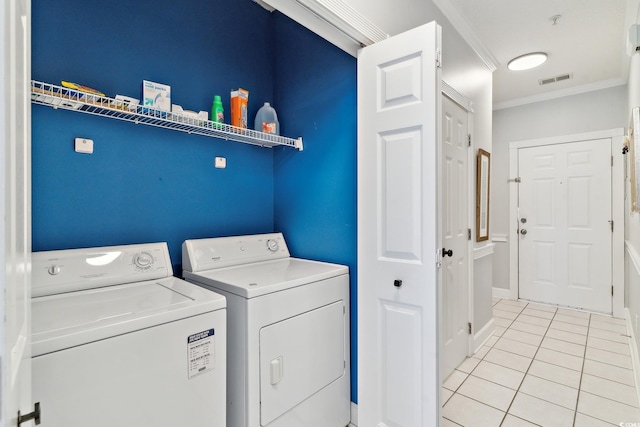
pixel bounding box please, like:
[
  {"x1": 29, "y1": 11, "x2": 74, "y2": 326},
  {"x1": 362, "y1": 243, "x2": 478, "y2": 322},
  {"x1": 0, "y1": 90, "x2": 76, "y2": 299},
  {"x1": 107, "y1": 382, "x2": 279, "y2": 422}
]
[
  {"x1": 2, "y1": 0, "x2": 33, "y2": 426},
  {"x1": 441, "y1": 94, "x2": 469, "y2": 379},
  {"x1": 357, "y1": 22, "x2": 441, "y2": 426},
  {"x1": 518, "y1": 139, "x2": 612, "y2": 313}
]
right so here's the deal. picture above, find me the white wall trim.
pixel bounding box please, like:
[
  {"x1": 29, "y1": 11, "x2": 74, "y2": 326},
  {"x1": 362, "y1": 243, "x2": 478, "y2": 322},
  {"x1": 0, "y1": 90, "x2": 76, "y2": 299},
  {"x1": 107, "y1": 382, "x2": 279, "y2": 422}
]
[
  {"x1": 510, "y1": 128, "x2": 625, "y2": 149},
  {"x1": 350, "y1": 402, "x2": 358, "y2": 427},
  {"x1": 492, "y1": 233, "x2": 507, "y2": 243},
  {"x1": 473, "y1": 243, "x2": 494, "y2": 260},
  {"x1": 492, "y1": 287, "x2": 512, "y2": 300},
  {"x1": 625, "y1": 308, "x2": 640, "y2": 412},
  {"x1": 493, "y1": 78, "x2": 627, "y2": 111},
  {"x1": 508, "y1": 128, "x2": 625, "y2": 316},
  {"x1": 442, "y1": 80, "x2": 474, "y2": 113},
  {"x1": 472, "y1": 318, "x2": 495, "y2": 353},
  {"x1": 431, "y1": 0, "x2": 498, "y2": 71},
  {"x1": 260, "y1": 0, "x2": 388, "y2": 57},
  {"x1": 626, "y1": 240, "x2": 640, "y2": 277}
]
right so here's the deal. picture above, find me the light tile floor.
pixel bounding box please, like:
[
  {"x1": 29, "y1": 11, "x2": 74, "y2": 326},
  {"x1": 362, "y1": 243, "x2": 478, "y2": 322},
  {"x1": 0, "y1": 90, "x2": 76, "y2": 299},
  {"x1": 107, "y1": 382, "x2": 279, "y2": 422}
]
[{"x1": 442, "y1": 298, "x2": 640, "y2": 426}]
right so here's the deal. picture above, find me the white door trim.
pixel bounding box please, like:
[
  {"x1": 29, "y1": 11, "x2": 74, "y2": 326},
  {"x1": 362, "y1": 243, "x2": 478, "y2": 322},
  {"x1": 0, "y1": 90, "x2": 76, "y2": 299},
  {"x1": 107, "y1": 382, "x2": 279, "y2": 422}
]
[
  {"x1": 441, "y1": 81, "x2": 474, "y2": 359},
  {"x1": 508, "y1": 128, "x2": 625, "y2": 317}
]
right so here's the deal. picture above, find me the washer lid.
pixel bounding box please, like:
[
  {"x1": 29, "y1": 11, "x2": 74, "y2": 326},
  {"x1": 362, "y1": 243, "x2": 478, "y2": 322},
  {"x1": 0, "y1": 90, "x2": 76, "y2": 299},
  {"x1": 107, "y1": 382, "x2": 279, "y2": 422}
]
[
  {"x1": 32, "y1": 276, "x2": 226, "y2": 357},
  {"x1": 183, "y1": 258, "x2": 348, "y2": 298}
]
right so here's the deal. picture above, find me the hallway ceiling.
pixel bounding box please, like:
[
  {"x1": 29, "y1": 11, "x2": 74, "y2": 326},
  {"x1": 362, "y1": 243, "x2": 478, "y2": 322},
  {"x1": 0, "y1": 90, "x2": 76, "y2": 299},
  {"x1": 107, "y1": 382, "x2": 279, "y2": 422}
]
[
  {"x1": 258, "y1": 0, "x2": 638, "y2": 109},
  {"x1": 434, "y1": 0, "x2": 639, "y2": 109}
]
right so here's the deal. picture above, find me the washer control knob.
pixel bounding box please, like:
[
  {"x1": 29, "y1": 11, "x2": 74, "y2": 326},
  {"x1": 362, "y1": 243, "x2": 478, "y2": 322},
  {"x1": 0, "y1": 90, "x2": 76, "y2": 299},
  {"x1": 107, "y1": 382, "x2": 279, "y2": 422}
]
[
  {"x1": 48, "y1": 265, "x2": 61, "y2": 275},
  {"x1": 266, "y1": 239, "x2": 279, "y2": 252},
  {"x1": 133, "y1": 252, "x2": 154, "y2": 270}
]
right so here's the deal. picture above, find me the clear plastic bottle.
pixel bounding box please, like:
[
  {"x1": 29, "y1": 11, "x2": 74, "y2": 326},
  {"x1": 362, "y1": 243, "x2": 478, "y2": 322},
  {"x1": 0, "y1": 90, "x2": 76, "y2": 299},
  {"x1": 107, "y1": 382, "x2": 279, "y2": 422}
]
[{"x1": 254, "y1": 102, "x2": 279, "y2": 135}]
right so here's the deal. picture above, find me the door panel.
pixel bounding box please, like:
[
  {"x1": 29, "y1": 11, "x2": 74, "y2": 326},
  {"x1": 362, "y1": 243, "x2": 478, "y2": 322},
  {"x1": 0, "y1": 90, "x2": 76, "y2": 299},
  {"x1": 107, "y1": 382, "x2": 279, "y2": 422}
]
[
  {"x1": 518, "y1": 139, "x2": 611, "y2": 313},
  {"x1": 4, "y1": 0, "x2": 33, "y2": 424},
  {"x1": 379, "y1": 301, "x2": 422, "y2": 426},
  {"x1": 441, "y1": 95, "x2": 469, "y2": 380},
  {"x1": 358, "y1": 22, "x2": 441, "y2": 427},
  {"x1": 379, "y1": 128, "x2": 423, "y2": 261}
]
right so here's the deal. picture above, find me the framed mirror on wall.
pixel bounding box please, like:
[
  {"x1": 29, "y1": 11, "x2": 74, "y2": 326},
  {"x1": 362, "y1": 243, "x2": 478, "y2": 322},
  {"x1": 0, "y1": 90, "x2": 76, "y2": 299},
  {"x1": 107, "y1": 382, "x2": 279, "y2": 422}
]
[
  {"x1": 476, "y1": 148, "x2": 491, "y2": 241},
  {"x1": 631, "y1": 107, "x2": 640, "y2": 212}
]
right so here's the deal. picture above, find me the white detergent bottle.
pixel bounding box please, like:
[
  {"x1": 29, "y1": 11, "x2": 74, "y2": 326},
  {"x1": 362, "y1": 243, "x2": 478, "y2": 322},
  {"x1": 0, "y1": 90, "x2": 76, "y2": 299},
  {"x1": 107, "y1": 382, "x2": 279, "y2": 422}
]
[{"x1": 254, "y1": 102, "x2": 280, "y2": 135}]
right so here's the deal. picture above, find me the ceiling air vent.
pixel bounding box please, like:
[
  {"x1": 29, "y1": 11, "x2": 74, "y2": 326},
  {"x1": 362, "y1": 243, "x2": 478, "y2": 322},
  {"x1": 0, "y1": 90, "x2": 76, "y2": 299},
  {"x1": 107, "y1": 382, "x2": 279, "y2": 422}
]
[{"x1": 539, "y1": 73, "x2": 573, "y2": 85}]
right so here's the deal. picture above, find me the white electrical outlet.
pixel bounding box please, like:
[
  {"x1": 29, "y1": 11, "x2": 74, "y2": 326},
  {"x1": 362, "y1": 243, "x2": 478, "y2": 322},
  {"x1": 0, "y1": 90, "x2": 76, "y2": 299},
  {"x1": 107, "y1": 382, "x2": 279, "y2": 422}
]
[
  {"x1": 75, "y1": 138, "x2": 94, "y2": 154},
  {"x1": 215, "y1": 157, "x2": 226, "y2": 168}
]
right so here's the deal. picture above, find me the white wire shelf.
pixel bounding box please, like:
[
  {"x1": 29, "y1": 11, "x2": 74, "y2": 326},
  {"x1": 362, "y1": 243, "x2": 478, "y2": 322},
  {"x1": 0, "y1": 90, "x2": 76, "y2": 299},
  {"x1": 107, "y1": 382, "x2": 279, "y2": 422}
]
[{"x1": 30, "y1": 80, "x2": 303, "y2": 151}]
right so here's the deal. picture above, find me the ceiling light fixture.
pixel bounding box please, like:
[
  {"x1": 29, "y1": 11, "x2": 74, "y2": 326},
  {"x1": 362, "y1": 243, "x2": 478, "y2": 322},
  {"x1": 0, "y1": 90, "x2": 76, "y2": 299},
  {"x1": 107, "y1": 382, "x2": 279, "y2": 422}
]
[{"x1": 507, "y1": 52, "x2": 548, "y2": 71}]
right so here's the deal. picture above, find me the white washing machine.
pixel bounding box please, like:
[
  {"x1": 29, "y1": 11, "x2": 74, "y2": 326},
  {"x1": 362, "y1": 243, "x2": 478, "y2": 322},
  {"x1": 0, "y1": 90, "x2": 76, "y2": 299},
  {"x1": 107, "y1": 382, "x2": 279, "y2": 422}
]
[
  {"x1": 31, "y1": 242, "x2": 227, "y2": 427},
  {"x1": 182, "y1": 233, "x2": 350, "y2": 427}
]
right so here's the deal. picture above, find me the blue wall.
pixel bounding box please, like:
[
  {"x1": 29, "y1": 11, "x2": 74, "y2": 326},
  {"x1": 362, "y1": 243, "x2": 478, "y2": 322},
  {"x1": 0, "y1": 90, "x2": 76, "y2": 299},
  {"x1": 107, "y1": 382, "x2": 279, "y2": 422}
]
[
  {"x1": 31, "y1": 0, "x2": 277, "y2": 268},
  {"x1": 272, "y1": 14, "x2": 358, "y2": 402},
  {"x1": 32, "y1": 0, "x2": 358, "y2": 403}
]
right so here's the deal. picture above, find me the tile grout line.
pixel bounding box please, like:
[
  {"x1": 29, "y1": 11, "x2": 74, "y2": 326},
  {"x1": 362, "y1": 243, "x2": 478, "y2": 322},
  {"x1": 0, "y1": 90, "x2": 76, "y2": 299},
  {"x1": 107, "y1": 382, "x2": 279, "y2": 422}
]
[
  {"x1": 575, "y1": 314, "x2": 639, "y2": 426},
  {"x1": 447, "y1": 298, "x2": 523, "y2": 425},
  {"x1": 453, "y1": 300, "x2": 628, "y2": 426},
  {"x1": 572, "y1": 311, "x2": 590, "y2": 427},
  {"x1": 498, "y1": 301, "x2": 558, "y2": 426},
  {"x1": 447, "y1": 299, "x2": 638, "y2": 426}
]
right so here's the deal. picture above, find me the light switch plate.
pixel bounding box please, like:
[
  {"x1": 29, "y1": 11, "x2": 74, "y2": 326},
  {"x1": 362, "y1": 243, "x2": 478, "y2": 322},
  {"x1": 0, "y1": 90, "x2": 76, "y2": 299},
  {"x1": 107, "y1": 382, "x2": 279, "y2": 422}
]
[
  {"x1": 75, "y1": 138, "x2": 94, "y2": 154},
  {"x1": 215, "y1": 157, "x2": 226, "y2": 168}
]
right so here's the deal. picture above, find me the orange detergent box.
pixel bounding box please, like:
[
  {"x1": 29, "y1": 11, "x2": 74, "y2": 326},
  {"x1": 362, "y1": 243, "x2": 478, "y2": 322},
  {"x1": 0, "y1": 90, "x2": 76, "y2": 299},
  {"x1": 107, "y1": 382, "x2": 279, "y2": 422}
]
[{"x1": 230, "y1": 88, "x2": 249, "y2": 129}]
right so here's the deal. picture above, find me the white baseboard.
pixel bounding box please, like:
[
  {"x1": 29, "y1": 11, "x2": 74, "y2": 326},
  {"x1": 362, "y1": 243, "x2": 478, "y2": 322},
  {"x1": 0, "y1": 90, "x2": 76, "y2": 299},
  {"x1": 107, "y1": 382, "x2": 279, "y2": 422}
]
[
  {"x1": 472, "y1": 318, "x2": 495, "y2": 353},
  {"x1": 350, "y1": 402, "x2": 357, "y2": 427},
  {"x1": 492, "y1": 287, "x2": 512, "y2": 300},
  {"x1": 625, "y1": 308, "x2": 640, "y2": 411}
]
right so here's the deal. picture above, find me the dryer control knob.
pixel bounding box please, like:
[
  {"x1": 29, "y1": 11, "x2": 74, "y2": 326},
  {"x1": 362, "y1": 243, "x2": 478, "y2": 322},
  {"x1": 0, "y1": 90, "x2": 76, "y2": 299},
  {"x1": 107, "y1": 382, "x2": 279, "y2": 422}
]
[
  {"x1": 48, "y1": 265, "x2": 61, "y2": 275},
  {"x1": 133, "y1": 252, "x2": 154, "y2": 270},
  {"x1": 266, "y1": 239, "x2": 279, "y2": 252}
]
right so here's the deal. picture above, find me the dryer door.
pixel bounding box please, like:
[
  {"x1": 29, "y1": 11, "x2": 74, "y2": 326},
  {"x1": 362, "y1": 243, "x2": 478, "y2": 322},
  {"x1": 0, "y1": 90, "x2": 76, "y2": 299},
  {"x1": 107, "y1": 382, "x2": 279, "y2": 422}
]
[{"x1": 259, "y1": 300, "x2": 346, "y2": 425}]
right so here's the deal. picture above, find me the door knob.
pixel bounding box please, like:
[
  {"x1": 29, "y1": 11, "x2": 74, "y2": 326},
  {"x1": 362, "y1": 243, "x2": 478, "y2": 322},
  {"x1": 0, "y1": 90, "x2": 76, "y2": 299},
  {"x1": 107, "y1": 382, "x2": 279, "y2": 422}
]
[
  {"x1": 520, "y1": 229, "x2": 527, "y2": 235},
  {"x1": 521, "y1": 218, "x2": 527, "y2": 224},
  {"x1": 441, "y1": 248, "x2": 453, "y2": 257}
]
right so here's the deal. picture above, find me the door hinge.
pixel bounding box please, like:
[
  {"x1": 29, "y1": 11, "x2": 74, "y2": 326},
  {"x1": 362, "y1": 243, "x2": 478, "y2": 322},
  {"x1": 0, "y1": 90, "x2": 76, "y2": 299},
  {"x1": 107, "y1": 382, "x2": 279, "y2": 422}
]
[
  {"x1": 468, "y1": 322, "x2": 472, "y2": 335},
  {"x1": 436, "y1": 49, "x2": 442, "y2": 68},
  {"x1": 468, "y1": 134, "x2": 472, "y2": 147},
  {"x1": 612, "y1": 285, "x2": 614, "y2": 296},
  {"x1": 18, "y1": 402, "x2": 41, "y2": 426},
  {"x1": 609, "y1": 220, "x2": 614, "y2": 232},
  {"x1": 468, "y1": 228, "x2": 472, "y2": 241},
  {"x1": 611, "y1": 155, "x2": 614, "y2": 167}
]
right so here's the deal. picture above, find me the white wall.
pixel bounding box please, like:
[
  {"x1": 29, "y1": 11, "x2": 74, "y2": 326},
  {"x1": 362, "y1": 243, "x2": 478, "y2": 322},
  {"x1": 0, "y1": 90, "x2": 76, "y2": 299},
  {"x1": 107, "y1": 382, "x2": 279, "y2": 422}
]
[
  {"x1": 492, "y1": 85, "x2": 628, "y2": 291},
  {"x1": 625, "y1": 4, "x2": 640, "y2": 356}
]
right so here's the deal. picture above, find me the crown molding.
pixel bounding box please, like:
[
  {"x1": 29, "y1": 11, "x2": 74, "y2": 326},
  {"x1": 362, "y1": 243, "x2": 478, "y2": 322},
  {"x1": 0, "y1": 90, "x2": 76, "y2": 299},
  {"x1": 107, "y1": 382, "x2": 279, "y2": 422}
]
[
  {"x1": 493, "y1": 77, "x2": 627, "y2": 110},
  {"x1": 432, "y1": 0, "x2": 499, "y2": 72}
]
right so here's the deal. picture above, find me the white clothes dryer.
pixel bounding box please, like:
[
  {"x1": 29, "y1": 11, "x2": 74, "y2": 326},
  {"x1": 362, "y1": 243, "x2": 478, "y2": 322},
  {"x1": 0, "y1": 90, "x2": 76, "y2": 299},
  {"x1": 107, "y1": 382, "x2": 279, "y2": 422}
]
[
  {"x1": 31, "y1": 242, "x2": 227, "y2": 427},
  {"x1": 182, "y1": 233, "x2": 350, "y2": 427}
]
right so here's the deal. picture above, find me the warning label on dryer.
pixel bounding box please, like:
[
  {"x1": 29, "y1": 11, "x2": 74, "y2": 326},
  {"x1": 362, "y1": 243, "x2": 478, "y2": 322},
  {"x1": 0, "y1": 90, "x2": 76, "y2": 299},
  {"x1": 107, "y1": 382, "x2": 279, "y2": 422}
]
[{"x1": 187, "y1": 328, "x2": 215, "y2": 379}]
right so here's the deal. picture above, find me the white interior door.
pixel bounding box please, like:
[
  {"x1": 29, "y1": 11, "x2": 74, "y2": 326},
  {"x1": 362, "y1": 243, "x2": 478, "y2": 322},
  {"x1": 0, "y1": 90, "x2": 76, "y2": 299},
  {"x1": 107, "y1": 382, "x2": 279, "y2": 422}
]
[
  {"x1": 1, "y1": 0, "x2": 33, "y2": 426},
  {"x1": 441, "y1": 94, "x2": 469, "y2": 380},
  {"x1": 518, "y1": 139, "x2": 612, "y2": 313},
  {"x1": 357, "y1": 21, "x2": 441, "y2": 427}
]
